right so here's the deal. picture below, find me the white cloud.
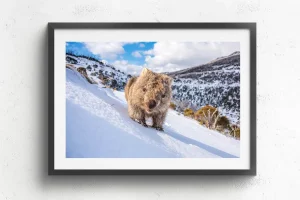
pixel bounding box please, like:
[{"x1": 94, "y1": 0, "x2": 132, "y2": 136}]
[
  {"x1": 143, "y1": 49, "x2": 154, "y2": 55},
  {"x1": 84, "y1": 42, "x2": 125, "y2": 60},
  {"x1": 132, "y1": 51, "x2": 142, "y2": 58},
  {"x1": 84, "y1": 42, "x2": 240, "y2": 75},
  {"x1": 112, "y1": 60, "x2": 144, "y2": 76},
  {"x1": 143, "y1": 42, "x2": 240, "y2": 72},
  {"x1": 139, "y1": 43, "x2": 145, "y2": 48}
]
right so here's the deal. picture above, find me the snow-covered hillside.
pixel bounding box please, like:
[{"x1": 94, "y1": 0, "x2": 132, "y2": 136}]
[
  {"x1": 167, "y1": 51, "x2": 240, "y2": 124},
  {"x1": 66, "y1": 54, "x2": 131, "y2": 90},
  {"x1": 66, "y1": 67, "x2": 240, "y2": 158}
]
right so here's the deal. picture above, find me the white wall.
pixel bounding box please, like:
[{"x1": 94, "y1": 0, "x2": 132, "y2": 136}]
[{"x1": 1, "y1": 0, "x2": 299, "y2": 199}]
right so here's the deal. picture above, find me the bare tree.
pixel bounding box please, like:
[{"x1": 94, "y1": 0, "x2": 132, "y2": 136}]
[{"x1": 202, "y1": 108, "x2": 220, "y2": 129}]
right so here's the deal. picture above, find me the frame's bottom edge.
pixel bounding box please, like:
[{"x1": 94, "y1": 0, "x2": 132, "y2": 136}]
[{"x1": 48, "y1": 169, "x2": 256, "y2": 176}]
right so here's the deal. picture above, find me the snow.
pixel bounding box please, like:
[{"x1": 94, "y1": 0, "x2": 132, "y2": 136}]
[
  {"x1": 66, "y1": 68, "x2": 240, "y2": 158},
  {"x1": 66, "y1": 54, "x2": 129, "y2": 89}
]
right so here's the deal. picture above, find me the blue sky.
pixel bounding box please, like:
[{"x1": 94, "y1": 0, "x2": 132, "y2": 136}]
[
  {"x1": 66, "y1": 42, "x2": 155, "y2": 65},
  {"x1": 66, "y1": 41, "x2": 240, "y2": 74},
  {"x1": 66, "y1": 42, "x2": 97, "y2": 59}
]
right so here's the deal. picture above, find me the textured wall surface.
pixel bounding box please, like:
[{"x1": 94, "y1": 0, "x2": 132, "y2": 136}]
[{"x1": 1, "y1": 0, "x2": 300, "y2": 199}]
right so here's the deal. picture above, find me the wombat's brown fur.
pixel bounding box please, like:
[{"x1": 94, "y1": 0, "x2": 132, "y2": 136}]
[{"x1": 125, "y1": 68, "x2": 173, "y2": 131}]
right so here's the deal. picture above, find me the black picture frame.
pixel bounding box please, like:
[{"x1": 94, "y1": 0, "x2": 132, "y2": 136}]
[{"x1": 48, "y1": 22, "x2": 256, "y2": 175}]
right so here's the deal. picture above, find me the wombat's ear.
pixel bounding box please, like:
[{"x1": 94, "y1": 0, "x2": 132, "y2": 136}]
[
  {"x1": 140, "y1": 68, "x2": 151, "y2": 76},
  {"x1": 168, "y1": 77, "x2": 173, "y2": 84},
  {"x1": 162, "y1": 75, "x2": 173, "y2": 85}
]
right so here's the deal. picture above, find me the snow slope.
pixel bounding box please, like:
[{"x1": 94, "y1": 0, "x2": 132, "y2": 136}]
[{"x1": 66, "y1": 68, "x2": 240, "y2": 158}]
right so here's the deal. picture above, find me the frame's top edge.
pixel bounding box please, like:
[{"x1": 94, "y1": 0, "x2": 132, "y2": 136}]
[{"x1": 47, "y1": 22, "x2": 256, "y2": 30}]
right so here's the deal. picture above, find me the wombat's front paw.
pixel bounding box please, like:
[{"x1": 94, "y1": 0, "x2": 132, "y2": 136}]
[
  {"x1": 141, "y1": 122, "x2": 148, "y2": 127},
  {"x1": 154, "y1": 126, "x2": 164, "y2": 132},
  {"x1": 132, "y1": 118, "x2": 148, "y2": 127},
  {"x1": 140, "y1": 121, "x2": 148, "y2": 127}
]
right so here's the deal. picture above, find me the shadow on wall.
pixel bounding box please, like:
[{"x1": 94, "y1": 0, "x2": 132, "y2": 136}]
[{"x1": 38, "y1": 26, "x2": 254, "y2": 190}]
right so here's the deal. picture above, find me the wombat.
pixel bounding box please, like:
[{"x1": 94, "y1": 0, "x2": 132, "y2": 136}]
[{"x1": 125, "y1": 68, "x2": 173, "y2": 131}]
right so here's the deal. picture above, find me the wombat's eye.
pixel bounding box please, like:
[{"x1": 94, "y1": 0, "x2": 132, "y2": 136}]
[
  {"x1": 143, "y1": 88, "x2": 147, "y2": 92},
  {"x1": 162, "y1": 94, "x2": 166, "y2": 98}
]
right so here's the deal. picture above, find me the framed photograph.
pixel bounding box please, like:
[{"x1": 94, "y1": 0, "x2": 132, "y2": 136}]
[{"x1": 48, "y1": 23, "x2": 256, "y2": 175}]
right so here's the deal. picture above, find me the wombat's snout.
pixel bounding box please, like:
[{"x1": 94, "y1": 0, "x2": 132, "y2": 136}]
[{"x1": 148, "y1": 100, "x2": 157, "y2": 109}]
